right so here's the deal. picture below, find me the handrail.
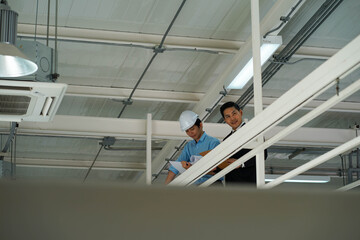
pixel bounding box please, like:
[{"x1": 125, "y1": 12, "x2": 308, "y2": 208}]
[
  {"x1": 336, "y1": 179, "x2": 360, "y2": 191},
  {"x1": 170, "y1": 33, "x2": 360, "y2": 187},
  {"x1": 263, "y1": 136, "x2": 360, "y2": 189},
  {"x1": 202, "y1": 77, "x2": 360, "y2": 187}
]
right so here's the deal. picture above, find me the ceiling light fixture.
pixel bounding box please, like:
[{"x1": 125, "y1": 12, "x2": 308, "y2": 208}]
[
  {"x1": 227, "y1": 35, "x2": 282, "y2": 89},
  {"x1": 0, "y1": 1, "x2": 38, "y2": 77},
  {"x1": 265, "y1": 174, "x2": 330, "y2": 184}
]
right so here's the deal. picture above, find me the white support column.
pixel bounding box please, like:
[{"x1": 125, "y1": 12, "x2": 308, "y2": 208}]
[
  {"x1": 251, "y1": 0, "x2": 263, "y2": 116},
  {"x1": 256, "y1": 145, "x2": 265, "y2": 186},
  {"x1": 146, "y1": 113, "x2": 152, "y2": 185},
  {"x1": 251, "y1": 0, "x2": 265, "y2": 187}
]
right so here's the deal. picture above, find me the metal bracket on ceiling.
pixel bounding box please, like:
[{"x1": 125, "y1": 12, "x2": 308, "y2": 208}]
[
  {"x1": 100, "y1": 136, "x2": 116, "y2": 147},
  {"x1": 288, "y1": 147, "x2": 306, "y2": 159},
  {"x1": 122, "y1": 99, "x2": 133, "y2": 105},
  {"x1": 50, "y1": 73, "x2": 60, "y2": 82},
  {"x1": 219, "y1": 85, "x2": 228, "y2": 97},
  {"x1": 153, "y1": 45, "x2": 166, "y2": 53},
  {"x1": 204, "y1": 87, "x2": 228, "y2": 116},
  {"x1": 350, "y1": 123, "x2": 359, "y2": 138},
  {"x1": 335, "y1": 78, "x2": 340, "y2": 96},
  {"x1": 272, "y1": 54, "x2": 290, "y2": 63},
  {"x1": 280, "y1": 15, "x2": 290, "y2": 23},
  {"x1": 203, "y1": 86, "x2": 229, "y2": 122}
]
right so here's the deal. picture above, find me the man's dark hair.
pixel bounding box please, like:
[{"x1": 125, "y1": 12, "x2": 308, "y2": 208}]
[
  {"x1": 220, "y1": 101, "x2": 241, "y2": 118},
  {"x1": 194, "y1": 118, "x2": 201, "y2": 128}
]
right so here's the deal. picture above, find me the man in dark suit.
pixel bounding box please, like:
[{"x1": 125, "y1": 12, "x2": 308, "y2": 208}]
[{"x1": 219, "y1": 101, "x2": 267, "y2": 186}]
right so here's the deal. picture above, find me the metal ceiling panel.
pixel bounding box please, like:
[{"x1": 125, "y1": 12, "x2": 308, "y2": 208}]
[
  {"x1": 211, "y1": 0, "x2": 278, "y2": 40},
  {"x1": 13, "y1": 0, "x2": 277, "y2": 41},
  {"x1": 112, "y1": 51, "x2": 233, "y2": 92},
  {"x1": 57, "y1": 96, "x2": 195, "y2": 120},
  {"x1": 66, "y1": 0, "x2": 157, "y2": 32},
  {"x1": 57, "y1": 41, "x2": 135, "y2": 87}
]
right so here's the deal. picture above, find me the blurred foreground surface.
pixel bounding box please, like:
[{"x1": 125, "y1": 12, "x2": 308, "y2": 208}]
[{"x1": 0, "y1": 179, "x2": 359, "y2": 240}]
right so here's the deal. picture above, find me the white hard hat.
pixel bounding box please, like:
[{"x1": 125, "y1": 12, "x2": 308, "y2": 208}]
[{"x1": 179, "y1": 110, "x2": 199, "y2": 131}]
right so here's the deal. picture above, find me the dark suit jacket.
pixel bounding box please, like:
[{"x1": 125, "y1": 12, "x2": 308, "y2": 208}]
[{"x1": 221, "y1": 126, "x2": 268, "y2": 184}]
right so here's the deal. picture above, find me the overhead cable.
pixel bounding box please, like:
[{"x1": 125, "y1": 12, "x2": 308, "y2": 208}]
[
  {"x1": 263, "y1": 0, "x2": 303, "y2": 38},
  {"x1": 117, "y1": 0, "x2": 187, "y2": 119},
  {"x1": 83, "y1": 145, "x2": 104, "y2": 182}
]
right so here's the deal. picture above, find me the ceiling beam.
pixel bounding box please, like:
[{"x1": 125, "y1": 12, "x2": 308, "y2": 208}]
[
  {"x1": 65, "y1": 85, "x2": 360, "y2": 113},
  {"x1": 5, "y1": 158, "x2": 145, "y2": 171},
  {"x1": 17, "y1": 23, "x2": 241, "y2": 53},
  {"x1": 0, "y1": 115, "x2": 355, "y2": 174},
  {"x1": 0, "y1": 115, "x2": 356, "y2": 147},
  {"x1": 66, "y1": 85, "x2": 206, "y2": 103},
  {"x1": 17, "y1": 23, "x2": 337, "y2": 58}
]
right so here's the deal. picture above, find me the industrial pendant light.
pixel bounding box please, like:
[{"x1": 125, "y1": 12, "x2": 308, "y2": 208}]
[{"x1": 0, "y1": 0, "x2": 38, "y2": 77}]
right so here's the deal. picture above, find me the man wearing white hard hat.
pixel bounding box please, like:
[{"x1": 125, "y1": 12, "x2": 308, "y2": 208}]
[{"x1": 165, "y1": 110, "x2": 222, "y2": 185}]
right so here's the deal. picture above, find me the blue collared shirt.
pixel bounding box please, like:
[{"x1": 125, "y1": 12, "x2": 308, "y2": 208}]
[{"x1": 168, "y1": 132, "x2": 221, "y2": 185}]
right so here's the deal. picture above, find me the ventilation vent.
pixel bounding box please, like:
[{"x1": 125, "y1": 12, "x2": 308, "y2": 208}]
[
  {"x1": 0, "y1": 95, "x2": 30, "y2": 115},
  {"x1": 0, "y1": 80, "x2": 67, "y2": 122}
]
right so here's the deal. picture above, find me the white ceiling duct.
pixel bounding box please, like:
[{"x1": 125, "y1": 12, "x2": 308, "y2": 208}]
[{"x1": 0, "y1": 80, "x2": 67, "y2": 122}]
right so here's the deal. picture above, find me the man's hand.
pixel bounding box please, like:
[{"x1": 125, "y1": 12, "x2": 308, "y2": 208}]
[
  {"x1": 226, "y1": 158, "x2": 241, "y2": 168},
  {"x1": 165, "y1": 171, "x2": 176, "y2": 184},
  {"x1": 181, "y1": 161, "x2": 192, "y2": 169}
]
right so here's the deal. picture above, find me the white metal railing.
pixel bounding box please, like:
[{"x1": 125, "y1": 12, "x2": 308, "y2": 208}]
[
  {"x1": 262, "y1": 136, "x2": 360, "y2": 189},
  {"x1": 169, "y1": 33, "x2": 360, "y2": 187},
  {"x1": 336, "y1": 179, "x2": 360, "y2": 191},
  {"x1": 202, "y1": 76, "x2": 360, "y2": 187}
]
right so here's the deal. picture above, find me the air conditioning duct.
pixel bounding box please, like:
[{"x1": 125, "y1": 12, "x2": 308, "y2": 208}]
[{"x1": 0, "y1": 80, "x2": 67, "y2": 122}]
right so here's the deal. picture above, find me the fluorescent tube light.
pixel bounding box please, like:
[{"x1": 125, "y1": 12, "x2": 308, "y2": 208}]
[
  {"x1": 228, "y1": 35, "x2": 282, "y2": 89},
  {"x1": 265, "y1": 174, "x2": 330, "y2": 184}
]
